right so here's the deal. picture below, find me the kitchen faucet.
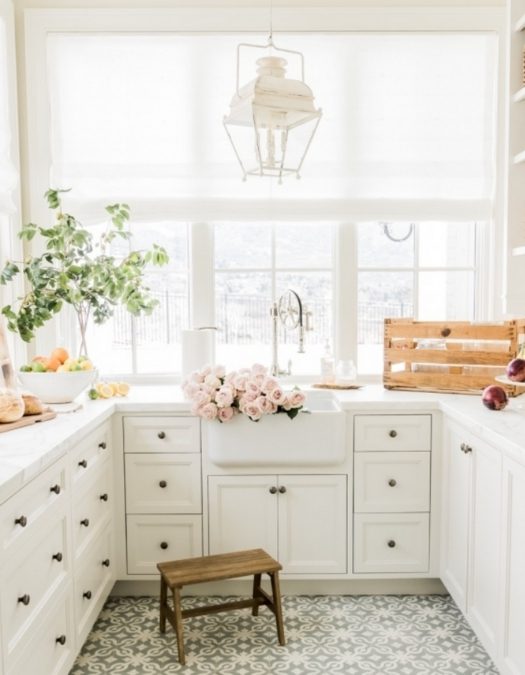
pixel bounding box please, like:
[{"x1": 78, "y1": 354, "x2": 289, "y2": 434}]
[{"x1": 270, "y1": 289, "x2": 313, "y2": 377}]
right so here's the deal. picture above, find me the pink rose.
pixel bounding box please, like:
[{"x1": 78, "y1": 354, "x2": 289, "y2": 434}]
[
  {"x1": 239, "y1": 391, "x2": 258, "y2": 406},
  {"x1": 199, "y1": 365, "x2": 212, "y2": 378},
  {"x1": 244, "y1": 402, "x2": 263, "y2": 421},
  {"x1": 288, "y1": 390, "x2": 306, "y2": 409},
  {"x1": 268, "y1": 386, "x2": 285, "y2": 405},
  {"x1": 257, "y1": 395, "x2": 276, "y2": 415},
  {"x1": 193, "y1": 389, "x2": 211, "y2": 406},
  {"x1": 218, "y1": 406, "x2": 235, "y2": 423},
  {"x1": 204, "y1": 373, "x2": 221, "y2": 389},
  {"x1": 224, "y1": 371, "x2": 237, "y2": 384},
  {"x1": 261, "y1": 376, "x2": 279, "y2": 393},
  {"x1": 212, "y1": 364, "x2": 226, "y2": 379},
  {"x1": 245, "y1": 380, "x2": 261, "y2": 396},
  {"x1": 215, "y1": 385, "x2": 235, "y2": 408},
  {"x1": 253, "y1": 373, "x2": 266, "y2": 386},
  {"x1": 189, "y1": 371, "x2": 204, "y2": 384},
  {"x1": 198, "y1": 402, "x2": 218, "y2": 420},
  {"x1": 233, "y1": 375, "x2": 248, "y2": 391},
  {"x1": 251, "y1": 363, "x2": 267, "y2": 376},
  {"x1": 182, "y1": 382, "x2": 200, "y2": 399}
]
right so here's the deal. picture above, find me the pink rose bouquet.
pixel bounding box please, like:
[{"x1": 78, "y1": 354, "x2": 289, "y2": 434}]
[{"x1": 182, "y1": 363, "x2": 305, "y2": 423}]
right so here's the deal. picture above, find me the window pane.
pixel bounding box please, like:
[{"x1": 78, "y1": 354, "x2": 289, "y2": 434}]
[
  {"x1": 275, "y1": 223, "x2": 332, "y2": 268},
  {"x1": 418, "y1": 271, "x2": 475, "y2": 320},
  {"x1": 358, "y1": 222, "x2": 414, "y2": 268},
  {"x1": 418, "y1": 222, "x2": 476, "y2": 268},
  {"x1": 215, "y1": 223, "x2": 271, "y2": 269},
  {"x1": 87, "y1": 312, "x2": 133, "y2": 376}
]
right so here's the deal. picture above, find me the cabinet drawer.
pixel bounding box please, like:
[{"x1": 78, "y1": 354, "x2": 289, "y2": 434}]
[
  {"x1": 0, "y1": 458, "x2": 66, "y2": 557},
  {"x1": 70, "y1": 422, "x2": 111, "y2": 489},
  {"x1": 125, "y1": 453, "x2": 201, "y2": 514},
  {"x1": 354, "y1": 513, "x2": 429, "y2": 573},
  {"x1": 72, "y1": 468, "x2": 112, "y2": 559},
  {"x1": 74, "y1": 525, "x2": 114, "y2": 644},
  {"x1": 2, "y1": 514, "x2": 69, "y2": 665},
  {"x1": 354, "y1": 452, "x2": 430, "y2": 513},
  {"x1": 124, "y1": 416, "x2": 200, "y2": 454},
  {"x1": 9, "y1": 591, "x2": 73, "y2": 675},
  {"x1": 126, "y1": 514, "x2": 202, "y2": 575},
  {"x1": 354, "y1": 415, "x2": 431, "y2": 452}
]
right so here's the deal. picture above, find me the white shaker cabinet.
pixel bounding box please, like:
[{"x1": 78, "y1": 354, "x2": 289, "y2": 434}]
[
  {"x1": 208, "y1": 474, "x2": 347, "y2": 574},
  {"x1": 440, "y1": 419, "x2": 502, "y2": 663}
]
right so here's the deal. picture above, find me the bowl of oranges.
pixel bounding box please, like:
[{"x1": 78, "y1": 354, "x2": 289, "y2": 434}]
[{"x1": 18, "y1": 347, "x2": 97, "y2": 403}]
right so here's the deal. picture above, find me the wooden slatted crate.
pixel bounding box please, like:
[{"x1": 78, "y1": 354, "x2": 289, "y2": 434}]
[{"x1": 383, "y1": 318, "x2": 525, "y2": 396}]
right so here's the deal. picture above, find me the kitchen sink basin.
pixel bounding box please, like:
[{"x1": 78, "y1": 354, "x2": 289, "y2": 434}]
[{"x1": 205, "y1": 390, "x2": 346, "y2": 466}]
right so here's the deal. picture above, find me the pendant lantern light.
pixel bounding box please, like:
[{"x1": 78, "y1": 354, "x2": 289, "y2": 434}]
[{"x1": 223, "y1": 35, "x2": 322, "y2": 183}]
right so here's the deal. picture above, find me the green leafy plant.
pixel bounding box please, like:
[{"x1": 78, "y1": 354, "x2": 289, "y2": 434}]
[{"x1": 0, "y1": 188, "x2": 169, "y2": 356}]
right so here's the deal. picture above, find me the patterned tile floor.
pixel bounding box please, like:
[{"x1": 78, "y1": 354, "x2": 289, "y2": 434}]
[{"x1": 70, "y1": 595, "x2": 498, "y2": 674}]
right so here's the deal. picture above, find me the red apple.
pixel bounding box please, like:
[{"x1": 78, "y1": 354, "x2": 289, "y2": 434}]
[{"x1": 481, "y1": 385, "x2": 508, "y2": 411}]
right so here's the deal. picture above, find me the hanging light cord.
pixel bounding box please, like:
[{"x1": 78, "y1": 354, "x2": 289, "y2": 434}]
[
  {"x1": 381, "y1": 222, "x2": 415, "y2": 242},
  {"x1": 269, "y1": 0, "x2": 274, "y2": 44}
]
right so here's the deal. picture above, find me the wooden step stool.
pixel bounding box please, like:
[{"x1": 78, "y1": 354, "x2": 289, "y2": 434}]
[{"x1": 157, "y1": 548, "x2": 286, "y2": 665}]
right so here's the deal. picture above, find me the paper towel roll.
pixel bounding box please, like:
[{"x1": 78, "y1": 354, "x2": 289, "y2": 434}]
[{"x1": 181, "y1": 329, "x2": 216, "y2": 379}]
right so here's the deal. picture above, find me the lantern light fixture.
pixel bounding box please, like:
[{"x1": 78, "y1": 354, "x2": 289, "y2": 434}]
[{"x1": 223, "y1": 34, "x2": 322, "y2": 183}]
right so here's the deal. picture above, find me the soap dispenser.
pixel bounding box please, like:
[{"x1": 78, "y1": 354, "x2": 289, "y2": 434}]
[{"x1": 320, "y1": 341, "x2": 335, "y2": 385}]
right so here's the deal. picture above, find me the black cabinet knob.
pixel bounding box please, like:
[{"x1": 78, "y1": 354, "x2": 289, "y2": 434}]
[
  {"x1": 160, "y1": 541, "x2": 168, "y2": 550},
  {"x1": 388, "y1": 430, "x2": 398, "y2": 438},
  {"x1": 159, "y1": 480, "x2": 167, "y2": 488},
  {"x1": 83, "y1": 591, "x2": 92, "y2": 600},
  {"x1": 14, "y1": 515, "x2": 27, "y2": 527},
  {"x1": 102, "y1": 558, "x2": 110, "y2": 567},
  {"x1": 56, "y1": 635, "x2": 67, "y2": 646},
  {"x1": 18, "y1": 594, "x2": 30, "y2": 605},
  {"x1": 278, "y1": 486, "x2": 287, "y2": 494},
  {"x1": 80, "y1": 518, "x2": 90, "y2": 527},
  {"x1": 50, "y1": 484, "x2": 61, "y2": 495},
  {"x1": 99, "y1": 493, "x2": 109, "y2": 502},
  {"x1": 269, "y1": 486, "x2": 277, "y2": 494},
  {"x1": 98, "y1": 441, "x2": 107, "y2": 450},
  {"x1": 387, "y1": 540, "x2": 396, "y2": 548},
  {"x1": 460, "y1": 442, "x2": 473, "y2": 454},
  {"x1": 78, "y1": 459, "x2": 87, "y2": 468},
  {"x1": 157, "y1": 431, "x2": 166, "y2": 439},
  {"x1": 388, "y1": 479, "x2": 397, "y2": 487},
  {"x1": 52, "y1": 552, "x2": 63, "y2": 562}
]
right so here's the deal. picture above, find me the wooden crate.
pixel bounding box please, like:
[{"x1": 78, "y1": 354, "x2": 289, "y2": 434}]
[{"x1": 383, "y1": 318, "x2": 525, "y2": 396}]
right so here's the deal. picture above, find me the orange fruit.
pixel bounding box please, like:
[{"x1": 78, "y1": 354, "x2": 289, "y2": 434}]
[
  {"x1": 32, "y1": 355, "x2": 48, "y2": 364},
  {"x1": 46, "y1": 356, "x2": 62, "y2": 372},
  {"x1": 51, "y1": 347, "x2": 69, "y2": 364}
]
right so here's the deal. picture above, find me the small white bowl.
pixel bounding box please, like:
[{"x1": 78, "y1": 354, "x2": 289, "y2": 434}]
[{"x1": 18, "y1": 370, "x2": 96, "y2": 404}]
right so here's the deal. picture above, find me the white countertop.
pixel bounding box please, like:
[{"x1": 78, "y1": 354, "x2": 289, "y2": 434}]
[{"x1": 0, "y1": 384, "x2": 524, "y2": 504}]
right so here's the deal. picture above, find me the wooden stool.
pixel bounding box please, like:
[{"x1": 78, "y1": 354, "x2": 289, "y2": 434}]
[{"x1": 157, "y1": 548, "x2": 286, "y2": 665}]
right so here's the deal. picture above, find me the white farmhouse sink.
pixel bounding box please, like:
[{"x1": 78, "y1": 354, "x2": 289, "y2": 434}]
[{"x1": 205, "y1": 390, "x2": 346, "y2": 466}]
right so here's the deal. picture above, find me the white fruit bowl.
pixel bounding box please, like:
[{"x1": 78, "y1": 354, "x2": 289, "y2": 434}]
[{"x1": 18, "y1": 370, "x2": 96, "y2": 404}]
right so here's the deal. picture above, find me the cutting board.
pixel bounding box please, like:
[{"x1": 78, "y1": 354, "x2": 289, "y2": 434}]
[{"x1": 0, "y1": 410, "x2": 57, "y2": 433}]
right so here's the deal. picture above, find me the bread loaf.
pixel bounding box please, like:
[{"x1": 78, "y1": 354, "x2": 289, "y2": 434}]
[
  {"x1": 22, "y1": 393, "x2": 44, "y2": 416},
  {"x1": 0, "y1": 389, "x2": 24, "y2": 423}
]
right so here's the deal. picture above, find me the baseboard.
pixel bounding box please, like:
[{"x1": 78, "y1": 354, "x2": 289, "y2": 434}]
[{"x1": 110, "y1": 577, "x2": 446, "y2": 597}]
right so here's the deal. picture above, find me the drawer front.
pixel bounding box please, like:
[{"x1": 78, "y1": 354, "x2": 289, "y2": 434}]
[
  {"x1": 126, "y1": 514, "x2": 202, "y2": 575},
  {"x1": 0, "y1": 458, "x2": 66, "y2": 556},
  {"x1": 354, "y1": 415, "x2": 431, "y2": 452},
  {"x1": 354, "y1": 513, "x2": 430, "y2": 573},
  {"x1": 74, "y1": 525, "x2": 114, "y2": 644},
  {"x1": 72, "y1": 467, "x2": 112, "y2": 559},
  {"x1": 70, "y1": 422, "x2": 111, "y2": 489},
  {"x1": 9, "y1": 592, "x2": 73, "y2": 675},
  {"x1": 354, "y1": 452, "x2": 430, "y2": 513},
  {"x1": 125, "y1": 453, "x2": 201, "y2": 514},
  {"x1": 124, "y1": 416, "x2": 200, "y2": 454},
  {"x1": 2, "y1": 514, "x2": 69, "y2": 664}
]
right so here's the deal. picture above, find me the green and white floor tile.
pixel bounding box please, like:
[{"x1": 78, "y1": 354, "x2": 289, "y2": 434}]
[{"x1": 70, "y1": 595, "x2": 498, "y2": 674}]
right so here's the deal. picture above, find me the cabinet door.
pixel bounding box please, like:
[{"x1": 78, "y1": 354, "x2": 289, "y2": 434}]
[
  {"x1": 207, "y1": 476, "x2": 278, "y2": 559},
  {"x1": 500, "y1": 457, "x2": 525, "y2": 675},
  {"x1": 278, "y1": 475, "x2": 347, "y2": 574},
  {"x1": 440, "y1": 421, "x2": 471, "y2": 613},
  {"x1": 467, "y1": 436, "x2": 502, "y2": 661}
]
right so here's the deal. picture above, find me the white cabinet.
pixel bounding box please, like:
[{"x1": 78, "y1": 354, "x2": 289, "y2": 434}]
[
  {"x1": 499, "y1": 457, "x2": 525, "y2": 675},
  {"x1": 440, "y1": 419, "x2": 502, "y2": 662},
  {"x1": 208, "y1": 474, "x2": 347, "y2": 574},
  {"x1": 123, "y1": 416, "x2": 203, "y2": 575}
]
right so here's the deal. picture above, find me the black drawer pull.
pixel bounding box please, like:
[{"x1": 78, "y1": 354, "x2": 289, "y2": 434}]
[
  {"x1": 102, "y1": 558, "x2": 110, "y2": 567},
  {"x1": 159, "y1": 480, "x2": 167, "y2": 488},
  {"x1": 388, "y1": 479, "x2": 397, "y2": 487},
  {"x1": 278, "y1": 485, "x2": 287, "y2": 494},
  {"x1": 387, "y1": 540, "x2": 396, "y2": 548},
  {"x1": 14, "y1": 515, "x2": 27, "y2": 527},
  {"x1": 460, "y1": 442, "x2": 473, "y2": 454},
  {"x1": 78, "y1": 459, "x2": 88, "y2": 468},
  {"x1": 269, "y1": 486, "x2": 277, "y2": 494},
  {"x1": 160, "y1": 541, "x2": 168, "y2": 550},
  {"x1": 98, "y1": 441, "x2": 107, "y2": 450},
  {"x1": 56, "y1": 635, "x2": 67, "y2": 646},
  {"x1": 388, "y1": 430, "x2": 398, "y2": 438},
  {"x1": 50, "y1": 484, "x2": 61, "y2": 495},
  {"x1": 83, "y1": 591, "x2": 92, "y2": 600},
  {"x1": 80, "y1": 518, "x2": 90, "y2": 527},
  {"x1": 157, "y1": 431, "x2": 166, "y2": 439},
  {"x1": 18, "y1": 594, "x2": 30, "y2": 606},
  {"x1": 52, "y1": 552, "x2": 63, "y2": 562},
  {"x1": 99, "y1": 493, "x2": 109, "y2": 502}
]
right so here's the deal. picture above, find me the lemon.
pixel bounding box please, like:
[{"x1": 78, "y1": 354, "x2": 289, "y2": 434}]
[
  {"x1": 96, "y1": 382, "x2": 114, "y2": 399},
  {"x1": 81, "y1": 360, "x2": 94, "y2": 371},
  {"x1": 116, "y1": 382, "x2": 130, "y2": 396},
  {"x1": 56, "y1": 364, "x2": 69, "y2": 372},
  {"x1": 108, "y1": 381, "x2": 119, "y2": 396}
]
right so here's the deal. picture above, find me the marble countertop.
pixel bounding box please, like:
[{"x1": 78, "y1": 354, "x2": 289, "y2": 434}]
[{"x1": 0, "y1": 384, "x2": 524, "y2": 504}]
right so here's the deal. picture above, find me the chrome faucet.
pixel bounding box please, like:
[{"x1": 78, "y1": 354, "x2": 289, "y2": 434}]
[{"x1": 270, "y1": 289, "x2": 313, "y2": 377}]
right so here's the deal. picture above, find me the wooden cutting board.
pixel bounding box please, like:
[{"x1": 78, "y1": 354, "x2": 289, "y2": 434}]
[
  {"x1": 0, "y1": 409, "x2": 57, "y2": 433},
  {"x1": 312, "y1": 383, "x2": 363, "y2": 390}
]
